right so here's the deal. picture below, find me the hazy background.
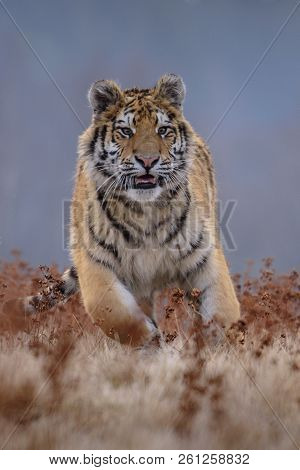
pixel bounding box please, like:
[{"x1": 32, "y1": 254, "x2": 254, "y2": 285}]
[{"x1": 0, "y1": 0, "x2": 299, "y2": 274}]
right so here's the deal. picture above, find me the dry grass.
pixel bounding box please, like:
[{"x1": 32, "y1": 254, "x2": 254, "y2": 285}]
[{"x1": 0, "y1": 252, "x2": 299, "y2": 450}]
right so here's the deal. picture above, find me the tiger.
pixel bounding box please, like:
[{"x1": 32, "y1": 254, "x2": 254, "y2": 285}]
[{"x1": 10, "y1": 74, "x2": 240, "y2": 346}]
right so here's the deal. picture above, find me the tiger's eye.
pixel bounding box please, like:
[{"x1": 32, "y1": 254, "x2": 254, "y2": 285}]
[
  {"x1": 120, "y1": 127, "x2": 133, "y2": 137},
  {"x1": 158, "y1": 126, "x2": 168, "y2": 136}
]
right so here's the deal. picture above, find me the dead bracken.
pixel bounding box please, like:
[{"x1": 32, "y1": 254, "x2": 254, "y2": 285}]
[{"x1": 0, "y1": 253, "x2": 299, "y2": 449}]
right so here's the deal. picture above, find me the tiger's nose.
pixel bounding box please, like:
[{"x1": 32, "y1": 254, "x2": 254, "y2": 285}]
[{"x1": 135, "y1": 155, "x2": 159, "y2": 170}]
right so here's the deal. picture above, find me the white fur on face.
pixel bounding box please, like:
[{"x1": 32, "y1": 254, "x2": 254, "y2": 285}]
[
  {"x1": 116, "y1": 109, "x2": 136, "y2": 130},
  {"x1": 156, "y1": 109, "x2": 171, "y2": 128},
  {"x1": 126, "y1": 186, "x2": 163, "y2": 202}
]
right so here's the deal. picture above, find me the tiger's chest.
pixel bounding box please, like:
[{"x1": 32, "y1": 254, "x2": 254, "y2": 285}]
[
  {"x1": 85, "y1": 192, "x2": 209, "y2": 297},
  {"x1": 120, "y1": 244, "x2": 177, "y2": 295},
  {"x1": 117, "y1": 214, "x2": 207, "y2": 298}
]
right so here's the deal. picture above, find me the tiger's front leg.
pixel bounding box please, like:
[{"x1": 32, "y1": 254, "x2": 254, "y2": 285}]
[
  {"x1": 193, "y1": 248, "x2": 240, "y2": 328},
  {"x1": 75, "y1": 250, "x2": 159, "y2": 346}
]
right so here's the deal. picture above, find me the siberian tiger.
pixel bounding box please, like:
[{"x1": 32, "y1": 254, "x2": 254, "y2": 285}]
[{"x1": 15, "y1": 74, "x2": 240, "y2": 346}]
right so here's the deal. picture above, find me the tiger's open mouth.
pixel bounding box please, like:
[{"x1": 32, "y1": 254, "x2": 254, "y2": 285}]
[{"x1": 134, "y1": 174, "x2": 157, "y2": 189}]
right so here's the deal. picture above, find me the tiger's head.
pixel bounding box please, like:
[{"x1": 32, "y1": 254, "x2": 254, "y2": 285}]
[{"x1": 83, "y1": 74, "x2": 193, "y2": 202}]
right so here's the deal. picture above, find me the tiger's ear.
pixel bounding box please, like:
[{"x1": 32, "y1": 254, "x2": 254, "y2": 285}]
[
  {"x1": 155, "y1": 74, "x2": 186, "y2": 109},
  {"x1": 88, "y1": 80, "x2": 123, "y2": 115}
]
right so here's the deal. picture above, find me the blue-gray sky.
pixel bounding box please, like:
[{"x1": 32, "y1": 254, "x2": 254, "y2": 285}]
[{"x1": 0, "y1": 0, "x2": 299, "y2": 273}]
